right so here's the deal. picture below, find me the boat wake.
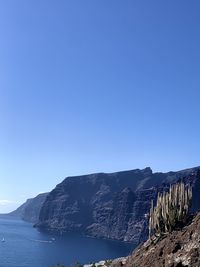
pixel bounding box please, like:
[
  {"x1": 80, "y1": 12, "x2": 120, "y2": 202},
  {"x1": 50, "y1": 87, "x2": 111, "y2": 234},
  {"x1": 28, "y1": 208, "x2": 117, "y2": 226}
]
[{"x1": 30, "y1": 239, "x2": 53, "y2": 243}]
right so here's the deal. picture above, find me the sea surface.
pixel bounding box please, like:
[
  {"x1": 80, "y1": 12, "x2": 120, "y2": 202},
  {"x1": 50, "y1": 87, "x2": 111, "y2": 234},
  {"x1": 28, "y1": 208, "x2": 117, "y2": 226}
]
[{"x1": 0, "y1": 217, "x2": 134, "y2": 267}]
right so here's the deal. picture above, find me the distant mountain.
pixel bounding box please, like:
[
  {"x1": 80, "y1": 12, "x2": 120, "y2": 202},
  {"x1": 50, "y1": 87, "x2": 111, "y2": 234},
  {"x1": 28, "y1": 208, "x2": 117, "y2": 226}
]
[
  {"x1": 8, "y1": 193, "x2": 48, "y2": 223},
  {"x1": 35, "y1": 166, "x2": 200, "y2": 243}
]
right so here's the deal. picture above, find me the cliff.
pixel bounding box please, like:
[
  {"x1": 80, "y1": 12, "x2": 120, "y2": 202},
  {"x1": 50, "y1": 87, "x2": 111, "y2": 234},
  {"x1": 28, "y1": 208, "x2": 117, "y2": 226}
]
[
  {"x1": 36, "y1": 166, "x2": 200, "y2": 243},
  {"x1": 9, "y1": 193, "x2": 48, "y2": 223}
]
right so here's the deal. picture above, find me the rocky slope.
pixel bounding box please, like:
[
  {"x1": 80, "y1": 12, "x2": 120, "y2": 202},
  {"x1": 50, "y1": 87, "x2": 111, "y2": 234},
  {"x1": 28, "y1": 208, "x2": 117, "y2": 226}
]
[
  {"x1": 9, "y1": 193, "x2": 48, "y2": 223},
  {"x1": 121, "y1": 212, "x2": 200, "y2": 267},
  {"x1": 36, "y1": 166, "x2": 200, "y2": 243}
]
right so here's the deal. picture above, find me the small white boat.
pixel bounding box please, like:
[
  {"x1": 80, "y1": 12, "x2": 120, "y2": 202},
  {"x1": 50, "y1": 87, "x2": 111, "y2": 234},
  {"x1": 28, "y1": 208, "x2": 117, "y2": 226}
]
[{"x1": 1, "y1": 237, "x2": 5, "y2": 242}]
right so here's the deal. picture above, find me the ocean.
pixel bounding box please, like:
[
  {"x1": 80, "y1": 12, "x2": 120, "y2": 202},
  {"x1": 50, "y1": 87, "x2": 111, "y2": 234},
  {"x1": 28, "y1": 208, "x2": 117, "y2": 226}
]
[{"x1": 0, "y1": 217, "x2": 134, "y2": 267}]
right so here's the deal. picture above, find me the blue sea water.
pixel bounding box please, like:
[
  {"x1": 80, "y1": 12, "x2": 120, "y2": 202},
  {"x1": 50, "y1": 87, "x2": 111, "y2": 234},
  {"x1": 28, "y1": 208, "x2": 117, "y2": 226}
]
[{"x1": 0, "y1": 217, "x2": 134, "y2": 267}]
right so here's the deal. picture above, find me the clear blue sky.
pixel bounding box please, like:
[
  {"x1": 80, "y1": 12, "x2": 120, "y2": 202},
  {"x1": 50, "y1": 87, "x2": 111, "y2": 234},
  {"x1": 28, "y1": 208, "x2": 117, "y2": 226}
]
[{"x1": 0, "y1": 0, "x2": 200, "y2": 212}]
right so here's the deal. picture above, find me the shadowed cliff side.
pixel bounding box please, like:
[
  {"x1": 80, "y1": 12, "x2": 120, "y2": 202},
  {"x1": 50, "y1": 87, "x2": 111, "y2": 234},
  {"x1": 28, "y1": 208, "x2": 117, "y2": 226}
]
[{"x1": 36, "y1": 166, "x2": 200, "y2": 243}]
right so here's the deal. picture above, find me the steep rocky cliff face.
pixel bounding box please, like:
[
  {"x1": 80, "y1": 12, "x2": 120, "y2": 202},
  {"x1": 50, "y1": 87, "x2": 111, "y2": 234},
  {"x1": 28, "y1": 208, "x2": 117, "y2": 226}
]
[
  {"x1": 36, "y1": 167, "x2": 200, "y2": 243},
  {"x1": 9, "y1": 193, "x2": 48, "y2": 223}
]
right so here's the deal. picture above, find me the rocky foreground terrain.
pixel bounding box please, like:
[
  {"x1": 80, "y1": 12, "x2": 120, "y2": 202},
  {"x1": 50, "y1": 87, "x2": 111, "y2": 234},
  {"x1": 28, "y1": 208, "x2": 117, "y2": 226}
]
[{"x1": 111, "y1": 211, "x2": 200, "y2": 267}]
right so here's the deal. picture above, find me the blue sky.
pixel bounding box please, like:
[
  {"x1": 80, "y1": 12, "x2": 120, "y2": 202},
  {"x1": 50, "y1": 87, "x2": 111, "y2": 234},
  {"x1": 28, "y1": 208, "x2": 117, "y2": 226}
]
[{"x1": 0, "y1": 0, "x2": 200, "y2": 212}]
